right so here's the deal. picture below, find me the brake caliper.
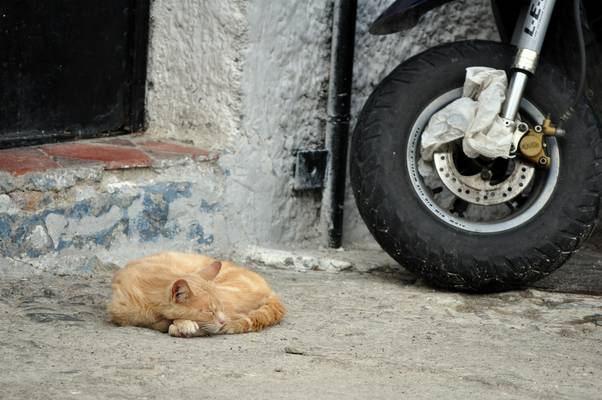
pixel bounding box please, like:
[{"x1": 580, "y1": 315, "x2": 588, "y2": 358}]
[{"x1": 517, "y1": 116, "x2": 560, "y2": 169}]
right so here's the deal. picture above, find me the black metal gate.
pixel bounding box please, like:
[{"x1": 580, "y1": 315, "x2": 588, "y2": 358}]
[{"x1": 0, "y1": 1, "x2": 149, "y2": 148}]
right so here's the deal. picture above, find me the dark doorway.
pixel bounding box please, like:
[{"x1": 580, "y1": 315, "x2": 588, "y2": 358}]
[{"x1": 0, "y1": 1, "x2": 149, "y2": 148}]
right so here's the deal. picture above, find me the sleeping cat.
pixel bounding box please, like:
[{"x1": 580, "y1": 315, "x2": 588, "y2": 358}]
[{"x1": 107, "y1": 252, "x2": 285, "y2": 337}]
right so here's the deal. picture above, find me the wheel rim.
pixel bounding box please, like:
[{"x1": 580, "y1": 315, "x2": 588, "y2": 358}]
[{"x1": 406, "y1": 88, "x2": 560, "y2": 233}]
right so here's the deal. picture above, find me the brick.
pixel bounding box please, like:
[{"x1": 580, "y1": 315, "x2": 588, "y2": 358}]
[
  {"x1": 93, "y1": 138, "x2": 135, "y2": 147},
  {"x1": 0, "y1": 148, "x2": 61, "y2": 175},
  {"x1": 42, "y1": 143, "x2": 152, "y2": 170},
  {"x1": 138, "y1": 141, "x2": 216, "y2": 160}
]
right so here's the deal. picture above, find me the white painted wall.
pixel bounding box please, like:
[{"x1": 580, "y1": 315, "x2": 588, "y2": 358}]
[
  {"x1": 145, "y1": 0, "x2": 498, "y2": 250},
  {"x1": 145, "y1": 0, "x2": 247, "y2": 150},
  {"x1": 220, "y1": 1, "x2": 333, "y2": 247}
]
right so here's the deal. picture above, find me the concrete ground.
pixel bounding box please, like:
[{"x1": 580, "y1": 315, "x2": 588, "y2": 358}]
[{"x1": 1, "y1": 254, "x2": 601, "y2": 400}]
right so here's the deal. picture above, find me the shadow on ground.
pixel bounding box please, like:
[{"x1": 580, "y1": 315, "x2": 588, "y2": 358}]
[{"x1": 529, "y1": 245, "x2": 602, "y2": 295}]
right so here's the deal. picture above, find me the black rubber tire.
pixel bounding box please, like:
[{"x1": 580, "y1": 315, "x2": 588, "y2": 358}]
[{"x1": 350, "y1": 40, "x2": 602, "y2": 291}]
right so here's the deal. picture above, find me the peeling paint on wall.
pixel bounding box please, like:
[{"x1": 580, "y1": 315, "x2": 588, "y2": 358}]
[{"x1": 0, "y1": 162, "x2": 226, "y2": 273}]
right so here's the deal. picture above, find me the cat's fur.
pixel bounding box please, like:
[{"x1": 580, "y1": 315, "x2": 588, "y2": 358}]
[{"x1": 107, "y1": 252, "x2": 285, "y2": 337}]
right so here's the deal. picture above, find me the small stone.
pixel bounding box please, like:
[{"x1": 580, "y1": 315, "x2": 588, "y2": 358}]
[
  {"x1": 0, "y1": 172, "x2": 16, "y2": 193},
  {"x1": 284, "y1": 346, "x2": 305, "y2": 355},
  {"x1": 45, "y1": 213, "x2": 68, "y2": 248},
  {"x1": 80, "y1": 256, "x2": 119, "y2": 275},
  {"x1": 74, "y1": 186, "x2": 97, "y2": 201},
  {"x1": 20, "y1": 192, "x2": 46, "y2": 212},
  {"x1": 0, "y1": 194, "x2": 18, "y2": 213},
  {"x1": 26, "y1": 225, "x2": 53, "y2": 251},
  {"x1": 274, "y1": 367, "x2": 283, "y2": 372}
]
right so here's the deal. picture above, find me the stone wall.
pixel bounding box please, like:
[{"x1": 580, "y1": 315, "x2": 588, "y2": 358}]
[{"x1": 0, "y1": 154, "x2": 228, "y2": 276}]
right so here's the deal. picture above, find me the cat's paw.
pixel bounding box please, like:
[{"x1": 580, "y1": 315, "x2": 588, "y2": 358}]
[{"x1": 168, "y1": 319, "x2": 200, "y2": 338}]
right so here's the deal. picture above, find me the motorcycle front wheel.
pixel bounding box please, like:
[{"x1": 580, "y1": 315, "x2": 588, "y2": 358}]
[{"x1": 350, "y1": 40, "x2": 602, "y2": 291}]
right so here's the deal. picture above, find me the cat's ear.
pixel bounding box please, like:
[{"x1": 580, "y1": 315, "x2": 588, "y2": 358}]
[
  {"x1": 199, "y1": 261, "x2": 222, "y2": 281},
  {"x1": 171, "y1": 279, "x2": 191, "y2": 303}
]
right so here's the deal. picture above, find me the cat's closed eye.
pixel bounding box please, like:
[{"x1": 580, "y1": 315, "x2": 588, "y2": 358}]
[{"x1": 200, "y1": 311, "x2": 219, "y2": 319}]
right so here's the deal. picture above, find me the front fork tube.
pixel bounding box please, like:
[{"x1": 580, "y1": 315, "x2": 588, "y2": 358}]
[{"x1": 501, "y1": 0, "x2": 557, "y2": 122}]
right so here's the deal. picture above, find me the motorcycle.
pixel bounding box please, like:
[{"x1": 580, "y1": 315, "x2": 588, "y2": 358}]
[{"x1": 350, "y1": 0, "x2": 602, "y2": 291}]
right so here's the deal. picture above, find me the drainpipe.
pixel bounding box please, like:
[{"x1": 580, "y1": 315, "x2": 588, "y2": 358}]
[{"x1": 320, "y1": 0, "x2": 357, "y2": 248}]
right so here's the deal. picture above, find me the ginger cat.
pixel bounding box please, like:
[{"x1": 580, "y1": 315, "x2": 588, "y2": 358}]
[{"x1": 107, "y1": 252, "x2": 285, "y2": 337}]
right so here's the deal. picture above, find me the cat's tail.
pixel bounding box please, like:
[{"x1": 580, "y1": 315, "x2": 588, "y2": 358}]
[{"x1": 222, "y1": 295, "x2": 286, "y2": 334}]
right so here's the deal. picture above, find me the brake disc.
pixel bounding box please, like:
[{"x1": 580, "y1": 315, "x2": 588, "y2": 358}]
[{"x1": 433, "y1": 151, "x2": 535, "y2": 206}]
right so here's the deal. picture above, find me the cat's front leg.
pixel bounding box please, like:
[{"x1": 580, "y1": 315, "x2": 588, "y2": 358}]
[
  {"x1": 149, "y1": 319, "x2": 171, "y2": 333},
  {"x1": 168, "y1": 319, "x2": 207, "y2": 338}
]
